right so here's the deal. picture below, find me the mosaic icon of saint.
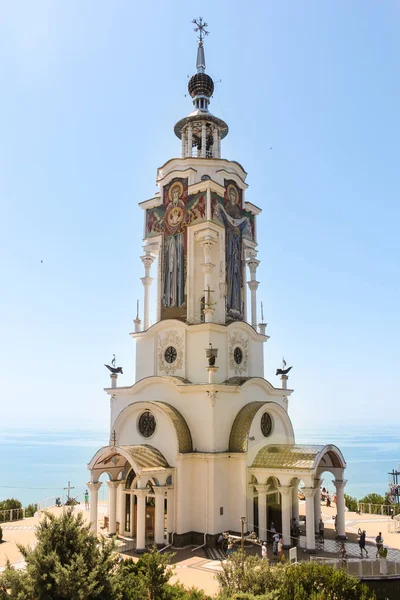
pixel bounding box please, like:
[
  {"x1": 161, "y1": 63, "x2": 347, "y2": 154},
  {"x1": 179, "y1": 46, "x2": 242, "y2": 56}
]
[
  {"x1": 163, "y1": 182, "x2": 185, "y2": 308},
  {"x1": 215, "y1": 185, "x2": 251, "y2": 319}
]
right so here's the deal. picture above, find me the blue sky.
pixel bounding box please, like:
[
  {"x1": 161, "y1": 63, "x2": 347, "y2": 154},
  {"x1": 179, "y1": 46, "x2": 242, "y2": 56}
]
[{"x1": 1, "y1": 1, "x2": 399, "y2": 432}]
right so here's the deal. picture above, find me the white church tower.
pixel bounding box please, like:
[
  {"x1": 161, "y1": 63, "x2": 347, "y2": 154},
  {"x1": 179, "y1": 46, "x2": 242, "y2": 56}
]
[{"x1": 88, "y1": 19, "x2": 347, "y2": 553}]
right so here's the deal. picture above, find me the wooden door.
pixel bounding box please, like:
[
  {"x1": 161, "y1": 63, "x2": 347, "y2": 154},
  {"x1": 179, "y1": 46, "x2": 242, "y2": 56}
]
[{"x1": 132, "y1": 505, "x2": 155, "y2": 540}]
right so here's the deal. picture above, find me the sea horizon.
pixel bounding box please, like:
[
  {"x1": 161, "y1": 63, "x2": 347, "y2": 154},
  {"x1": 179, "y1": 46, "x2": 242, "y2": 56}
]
[{"x1": 1, "y1": 424, "x2": 398, "y2": 507}]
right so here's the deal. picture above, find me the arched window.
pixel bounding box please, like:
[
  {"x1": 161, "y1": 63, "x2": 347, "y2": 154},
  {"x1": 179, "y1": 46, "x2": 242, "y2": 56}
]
[
  {"x1": 125, "y1": 469, "x2": 136, "y2": 489},
  {"x1": 200, "y1": 296, "x2": 205, "y2": 322}
]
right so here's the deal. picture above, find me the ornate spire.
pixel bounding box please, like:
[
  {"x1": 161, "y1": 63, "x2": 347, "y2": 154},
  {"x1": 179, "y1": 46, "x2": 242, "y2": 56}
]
[
  {"x1": 188, "y1": 18, "x2": 214, "y2": 112},
  {"x1": 174, "y1": 18, "x2": 229, "y2": 157},
  {"x1": 192, "y1": 17, "x2": 209, "y2": 74}
]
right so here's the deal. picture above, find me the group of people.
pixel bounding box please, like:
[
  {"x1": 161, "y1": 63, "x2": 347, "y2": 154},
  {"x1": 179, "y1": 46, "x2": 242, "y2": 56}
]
[
  {"x1": 217, "y1": 521, "x2": 386, "y2": 563},
  {"x1": 261, "y1": 525, "x2": 284, "y2": 561},
  {"x1": 357, "y1": 528, "x2": 385, "y2": 559},
  {"x1": 320, "y1": 486, "x2": 337, "y2": 508}
]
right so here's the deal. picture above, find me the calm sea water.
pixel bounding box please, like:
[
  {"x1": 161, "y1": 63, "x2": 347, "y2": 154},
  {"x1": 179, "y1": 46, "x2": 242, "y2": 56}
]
[{"x1": 0, "y1": 426, "x2": 398, "y2": 506}]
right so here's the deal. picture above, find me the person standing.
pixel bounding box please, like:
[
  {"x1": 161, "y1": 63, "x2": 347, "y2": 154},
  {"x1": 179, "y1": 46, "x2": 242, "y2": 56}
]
[
  {"x1": 84, "y1": 489, "x2": 89, "y2": 510},
  {"x1": 272, "y1": 532, "x2": 280, "y2": 557},
  {"x1": 318, "y1": 518, "x2": 325, "y2": 543},
  {"x1": 261, "y1": 542, "x2": 268, "y2": 559},
  {"x1": 375, "y1": 532, "x2": 384, "y2": 558},
  {"x1": 277, "y1": 536, "x2": 284, "y2": 561},
  {"x1": 358, "y1": 528, "x2": 369, "y2": 558}
]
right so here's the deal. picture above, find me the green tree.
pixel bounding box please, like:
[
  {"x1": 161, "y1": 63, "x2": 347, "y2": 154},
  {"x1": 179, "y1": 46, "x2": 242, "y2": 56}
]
[
  {"x1": 116, "y1": 550, "x2": 211, "y2": 600},
  {"x1": 0, "y1": 508, "x2": 120, "y2": 600},
  {"x1": 344, "y1": 494, "x2": 358, "y2": 512},
  {"x1": 0, "y1": 499, "x2": 22, "y2": 523},
  {"x1": 24, "y1": 504, "x2": 37, "y2": 518},
  {"x1": 359, "y1": 493, "x2": 385, "y2": 505}
]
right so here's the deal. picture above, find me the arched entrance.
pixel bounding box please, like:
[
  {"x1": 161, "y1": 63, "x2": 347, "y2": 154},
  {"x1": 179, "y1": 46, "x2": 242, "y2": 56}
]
[{"x1": 87, "y1": 444, "x2": 174, "y2": 550}]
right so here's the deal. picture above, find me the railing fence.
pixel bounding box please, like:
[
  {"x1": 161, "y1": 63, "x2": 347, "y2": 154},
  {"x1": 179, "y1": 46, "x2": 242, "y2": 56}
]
[{"x1": 310, "y1": 555, "x2": 400, "y2": 578}]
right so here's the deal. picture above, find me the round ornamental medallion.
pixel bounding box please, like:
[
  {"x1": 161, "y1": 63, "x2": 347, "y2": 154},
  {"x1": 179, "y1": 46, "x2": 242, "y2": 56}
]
[
  {"x1": 261, "y1": 412, "x2": 273, "y2": 438},
  {"x1": 233, "y1": 346, "x2": 243, "y2": 365},
  {"x1": 138, "y1": 411, "x2": 156, "y2": 438},
  {"x1": 164, "y1": 346, "x2": 177, "y2": 364}
]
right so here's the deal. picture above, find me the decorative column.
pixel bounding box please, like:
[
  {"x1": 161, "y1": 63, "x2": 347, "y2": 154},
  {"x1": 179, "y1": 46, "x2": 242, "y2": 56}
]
[
  {"x1": 333, "y1": 479, "x2": 347, "y2": 539},
  {"x1": 181, "y1": 127, "x2": 186, "y2": 157},
  {"x1": 255, "y1": 484, "x2": 267, "y2": 541},
  {"x1": 278, "y1": 486, "x2": 293, "y2": 548},
  {"x1": 87, "y1": 481, "x2": 102, "y2": 535},
  {"x1": 140, "y1": 252, "x2": 155, "y2": 330},
  {"x1": 303, "y1": 487, "x2": 316, "y2": 553},
  {"x1": 246, "y1": 258, "x2": 260, "y2": 328},
  {"x1": 247, "y1": 483, "x2": 254, "y2": 533},
  {"x1": 201, "y1": 122, "x2": 207, "y2": 157},
  {"x1": 313, "y1": 480, "x2": 321, "y2": 531},
  {"x1": 135, "y1": 489, "x2": 147, "y2": 551},
  {"x1": 212, "y1": 126, "x2": 219, "y2": 158},
  {"x1": 166, "y1": 486, "x2": 175, "y2": 537},
  {"x1": 187, "y1": 123, "x2": 193, "y2": 157},
  {"x1": 154, "y1": 487, "x2": 166, "y2": 546},
  {"x1": 106, "y1": 481, "x2": 119, "y2": 536}
]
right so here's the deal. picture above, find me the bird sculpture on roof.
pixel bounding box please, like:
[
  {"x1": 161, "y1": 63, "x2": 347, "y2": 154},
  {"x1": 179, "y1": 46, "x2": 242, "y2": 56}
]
[
  {"x1": 276, "y1": 357, "x2": 292, "y2": 376},
  {"x1": 105, "y1": 354, "x2": 123, "y2": 375}
]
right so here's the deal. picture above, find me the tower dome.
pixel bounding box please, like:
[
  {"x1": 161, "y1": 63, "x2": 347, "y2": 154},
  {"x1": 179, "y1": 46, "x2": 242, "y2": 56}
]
[{"x1": 188, "y1": 72, "x2": 214, "y2": 100}]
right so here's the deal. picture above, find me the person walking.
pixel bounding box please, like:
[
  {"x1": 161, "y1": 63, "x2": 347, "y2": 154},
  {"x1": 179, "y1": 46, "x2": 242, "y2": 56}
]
[
  {"x1": 339, "y1": 542, "x2": 347, "y2": 560},
  {"x1": 375, "y1": 532, "x2": 384, "y2": 558},
  {"x1": 261, "y1": 542, "x2": 268, "y2": 559},
  {"x1": 318, "y1": 518, "x2": 325, "y2": 543},
  {"x1": 358, "y1": 528, "x2": 369, "y2": 558}
]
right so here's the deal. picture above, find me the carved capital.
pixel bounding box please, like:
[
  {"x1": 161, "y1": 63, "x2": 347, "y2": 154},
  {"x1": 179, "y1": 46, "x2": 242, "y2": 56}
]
[
  {"x1": 332, "y1": 479, "x2": 347, "y2": 491},
  {"x1": 247, "y1": 280, "x2": 260, "y2": 292},
  {"x1": 140, "y1": 254, "x2": 156, "y2": 269},
  {"x1": 87, "y1": 482, "x2": 102, "y2": 492},
  {"x1": 134, "y1": 489, "x2": 148, "y2": 499},
  {"x1": 141, "y1": 276, "x2": 154, "y2": 287},
  {"x1": 247, "y1": 258, "x2": 260, "y2": 275},
  {"x1": 277, "y1": 485, "x2": 293, "y2": 497},
  {"x1": 302, "y1": 487, "x2": 316, "y2": 499},
  {"x1": 255, "y1": 484, "x2": 269, "y2": 494},
  {"x1": 106, "y1": 481, "x2": 120, "y2": 489},
  {"x1": 201, "y1": 262, "x2": 215, "y2": 274},
  {"x1": 154, "y1": 486, "x2": 167, "y2": 497}
]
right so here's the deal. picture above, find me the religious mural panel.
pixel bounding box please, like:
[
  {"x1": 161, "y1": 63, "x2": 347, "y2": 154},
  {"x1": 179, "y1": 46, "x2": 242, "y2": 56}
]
[
  {"x1": 145, "y1": 178, "x2": 207, "y2": 321},
  {"x1": 211, "y1": 180, "x2": 255, "y2": 321}
]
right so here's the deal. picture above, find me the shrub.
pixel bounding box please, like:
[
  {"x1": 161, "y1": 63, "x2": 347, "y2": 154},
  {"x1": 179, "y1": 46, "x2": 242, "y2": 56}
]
[
  {"x1": 216, "y1": 551, "x2": 376, "y2": 600},
  {"x1": 24, "y1": 504, "x2": 37, "y2": 518},
  {"x1": 0, "y1": 526, "x2": 3, "y2": 543}
]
